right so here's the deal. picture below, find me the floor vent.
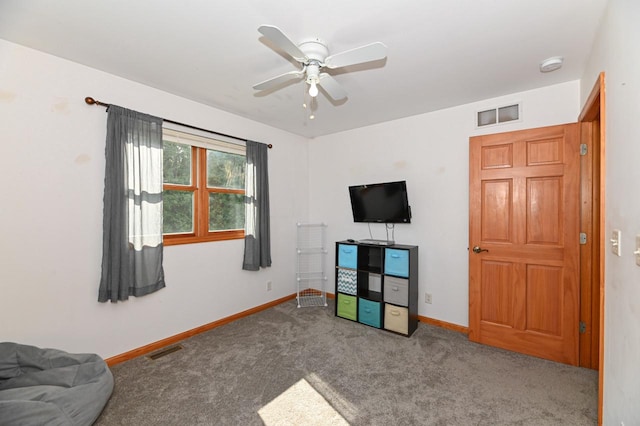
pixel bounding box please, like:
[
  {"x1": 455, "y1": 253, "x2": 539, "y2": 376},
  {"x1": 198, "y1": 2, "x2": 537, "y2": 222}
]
[{"x1": 147, "y1": 344, "x2": 183, "y2": 360}]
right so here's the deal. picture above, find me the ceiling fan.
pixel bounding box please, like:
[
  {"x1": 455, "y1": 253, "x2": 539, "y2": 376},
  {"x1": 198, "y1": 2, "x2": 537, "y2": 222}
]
[{"x1": 253, "y1": 25, "x2": 387, "y2": 102}]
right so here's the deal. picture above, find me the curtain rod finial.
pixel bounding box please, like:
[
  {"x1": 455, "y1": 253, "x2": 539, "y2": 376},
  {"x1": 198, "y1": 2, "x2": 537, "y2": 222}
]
[{"x1": 85, "y1": 97, "x2": 96, "y2": 105}]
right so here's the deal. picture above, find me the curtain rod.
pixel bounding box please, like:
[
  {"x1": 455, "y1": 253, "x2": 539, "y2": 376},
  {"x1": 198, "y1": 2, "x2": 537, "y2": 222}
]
[{"x1": 84, "y1": 97, "x2": 272, "y2": 149}]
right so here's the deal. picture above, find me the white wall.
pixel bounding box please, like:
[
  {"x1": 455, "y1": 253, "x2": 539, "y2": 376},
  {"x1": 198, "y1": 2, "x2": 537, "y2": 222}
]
[
  {"x1": 0, "y1": 39, "x2": 309, "y2": 359},
  {"x1": 309, "y1": 81, "x2": 580, "y2": 327},
  {"x1": 581, "y1": 0, "x2": 640, "y2": 424}
]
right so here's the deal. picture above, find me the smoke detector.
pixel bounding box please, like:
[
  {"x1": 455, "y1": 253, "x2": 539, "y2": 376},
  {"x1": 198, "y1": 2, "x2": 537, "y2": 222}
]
[{"x1": 540, "y1": 56, "x2": 564, "y2": 73}]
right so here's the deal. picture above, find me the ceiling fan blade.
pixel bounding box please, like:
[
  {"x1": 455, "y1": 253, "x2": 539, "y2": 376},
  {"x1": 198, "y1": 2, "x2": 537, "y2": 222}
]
[
  {"x1": 324, "y1": 42, "x2": 387, "y2": 69},
  {"x1": 319, "y1": 73, "x2": 347, "y2": 100},
  {"x1": 258, "y1": 25, "x2": 307, "y2": 63},
  {"x1": 253, "y1": 70, "x2": 305, "y2": 91}
]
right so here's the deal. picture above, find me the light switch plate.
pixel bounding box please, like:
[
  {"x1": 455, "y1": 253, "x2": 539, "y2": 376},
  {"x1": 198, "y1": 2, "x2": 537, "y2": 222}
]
[
  {"x1": 611, "y1": 229, "x2": 621, "y2": 256},
  {"x1": 635, "y1": 235, "x2": 640, "y2": 266}
]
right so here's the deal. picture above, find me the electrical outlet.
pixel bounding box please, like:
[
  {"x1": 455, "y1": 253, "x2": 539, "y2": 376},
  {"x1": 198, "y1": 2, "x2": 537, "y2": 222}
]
[
  {"x1": 266, "y1": 281, "x2": 272, "y2": 291},
  {"x1": 425, "y1": 293, "x2": 432, "y2": 304}
]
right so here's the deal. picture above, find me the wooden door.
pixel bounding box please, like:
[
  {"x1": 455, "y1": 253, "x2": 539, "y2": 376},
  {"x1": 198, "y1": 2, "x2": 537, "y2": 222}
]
[{"x1": 469, "y1": 123, "x2": 580, "y2": 366}]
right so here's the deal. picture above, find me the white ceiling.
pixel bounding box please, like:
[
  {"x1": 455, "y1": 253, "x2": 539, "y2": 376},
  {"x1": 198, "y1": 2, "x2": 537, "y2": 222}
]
[{"x1": 0, "y1": 0, "x2": 608, "y2": 138}]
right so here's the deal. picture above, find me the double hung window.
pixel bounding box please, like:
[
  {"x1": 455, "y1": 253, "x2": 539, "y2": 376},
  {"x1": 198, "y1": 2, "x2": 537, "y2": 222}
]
[{"x1": 162, "y1": 129, "x2": 245, "y2": 245}]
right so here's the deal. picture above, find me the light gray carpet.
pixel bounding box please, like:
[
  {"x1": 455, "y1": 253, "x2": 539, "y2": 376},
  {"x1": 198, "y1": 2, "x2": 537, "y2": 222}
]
[{"x1": 95, "y1": 301, "x2": 597, "y2": 425}]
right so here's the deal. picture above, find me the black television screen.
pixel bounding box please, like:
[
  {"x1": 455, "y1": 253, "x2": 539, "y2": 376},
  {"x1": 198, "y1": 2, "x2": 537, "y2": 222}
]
[{"x1": 348, "y1": 181, "x2": 411, "y2": 223}]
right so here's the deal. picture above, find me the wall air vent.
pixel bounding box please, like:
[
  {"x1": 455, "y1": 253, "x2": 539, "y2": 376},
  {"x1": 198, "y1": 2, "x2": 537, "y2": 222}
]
[{"x1": 477, "y1": 103, "x2": 521, "y2": 128}]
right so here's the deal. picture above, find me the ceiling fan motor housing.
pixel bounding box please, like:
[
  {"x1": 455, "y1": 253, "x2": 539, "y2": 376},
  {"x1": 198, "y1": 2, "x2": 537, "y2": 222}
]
[
  {"x1": 299, "y1": 38, "x2": 329, "y2": 62},
  {"x1": 299, "y1": 39, "x2": 327, "y2": 85}
]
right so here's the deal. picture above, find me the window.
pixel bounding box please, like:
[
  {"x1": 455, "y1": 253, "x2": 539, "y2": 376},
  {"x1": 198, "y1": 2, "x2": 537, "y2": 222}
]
[{"x1": 162, "y1": 129, "x2": 245, "y2": 245}]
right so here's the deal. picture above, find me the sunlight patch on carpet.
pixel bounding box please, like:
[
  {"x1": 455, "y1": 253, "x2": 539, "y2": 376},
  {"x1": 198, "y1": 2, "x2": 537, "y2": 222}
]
[
  {"x1": 305, "y1": 372, "x2": 359, "y2": 422},
  {"x1": 258, "y1": 378, "x2": 350, "y2": 425}
]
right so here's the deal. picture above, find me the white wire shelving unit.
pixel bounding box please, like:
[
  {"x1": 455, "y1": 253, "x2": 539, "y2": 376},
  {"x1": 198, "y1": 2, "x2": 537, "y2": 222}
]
[{"x1": 296, "y1": 222, "x2": 328, "y2": 308}]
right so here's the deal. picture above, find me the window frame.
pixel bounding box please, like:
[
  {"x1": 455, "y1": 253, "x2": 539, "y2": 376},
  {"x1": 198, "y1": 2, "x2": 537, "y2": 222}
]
[{"x1": 162, "y1": 130, "x2": 245, "y2": 246}]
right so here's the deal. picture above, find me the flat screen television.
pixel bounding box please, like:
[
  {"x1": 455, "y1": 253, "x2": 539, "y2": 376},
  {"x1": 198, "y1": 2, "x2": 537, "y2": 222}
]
[{"x1": 348, "y1": 181, "x2": 411, "y2": 223}]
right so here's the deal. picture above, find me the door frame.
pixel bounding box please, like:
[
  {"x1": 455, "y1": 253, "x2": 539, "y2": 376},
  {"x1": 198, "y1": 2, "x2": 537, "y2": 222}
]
[{"x1": 578, "y1": 72, "x2": 605, "y2": 425}]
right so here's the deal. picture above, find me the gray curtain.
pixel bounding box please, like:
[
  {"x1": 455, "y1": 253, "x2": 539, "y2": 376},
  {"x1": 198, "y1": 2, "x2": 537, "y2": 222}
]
[
  {"x1": 98, "y1": 105, "x2": 166, "y2": 302},
  {"x1": 242, "y1": 140, "x2": 272, "y2": 270}
]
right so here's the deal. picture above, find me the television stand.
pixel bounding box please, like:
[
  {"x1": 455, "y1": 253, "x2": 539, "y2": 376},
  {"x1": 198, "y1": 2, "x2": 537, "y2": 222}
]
[{"x1": 359, "y1": 239, "x2": 395, "y2": 246}]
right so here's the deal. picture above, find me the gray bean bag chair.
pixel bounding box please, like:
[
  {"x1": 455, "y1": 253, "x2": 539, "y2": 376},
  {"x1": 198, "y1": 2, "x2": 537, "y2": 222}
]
[{"x1": 0, "y1": 342, "x2": 114, "y2": 425}]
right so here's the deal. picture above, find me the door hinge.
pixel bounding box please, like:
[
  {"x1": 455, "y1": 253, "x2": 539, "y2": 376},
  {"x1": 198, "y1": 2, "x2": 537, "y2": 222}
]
[
  {"x1": 580, "y1": 143, "x2": 588, "y2": 156},
  {"x1": 580, "y1": 233, "x2": 587, "y2": 245},
  {"x1": 579, "y1": 321, "x2": 587, "y2": 334}
]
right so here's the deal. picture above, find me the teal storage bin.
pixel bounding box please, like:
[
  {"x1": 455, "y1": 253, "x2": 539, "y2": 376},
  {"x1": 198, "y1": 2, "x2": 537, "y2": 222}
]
[
  {"x1": 358, "y1": 298, "x2": 382, "y2": 328},
  {"x1": 338, "y1": 244, "x2": 358, "y2": 269},
  {"x1": 384, "y1": 248, "x2": 409, "y2": 277}
]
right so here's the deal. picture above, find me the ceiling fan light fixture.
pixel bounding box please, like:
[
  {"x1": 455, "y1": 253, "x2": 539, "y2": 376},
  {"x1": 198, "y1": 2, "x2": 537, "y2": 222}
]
[
  {"x1": 308, "y1": 80, "x2": 319, "y2": 97},
  {"x1": 306, "y1": 62, "x2": 321, "y2": 98},
  {"x1": 540, "y1": 56, "x2": 564, "y2": 73}
]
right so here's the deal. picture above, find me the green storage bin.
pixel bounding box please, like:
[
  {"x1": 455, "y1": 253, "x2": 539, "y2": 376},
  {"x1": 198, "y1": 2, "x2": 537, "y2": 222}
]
[{"x1": 337, "y1": 293, "x2": 357, "y2": 321}]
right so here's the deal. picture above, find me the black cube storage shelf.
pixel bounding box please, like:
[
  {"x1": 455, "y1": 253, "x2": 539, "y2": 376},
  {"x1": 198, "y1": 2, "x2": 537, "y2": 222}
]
[{"x1": 334, "y1": 241, "x2": 418, "y2": 337}]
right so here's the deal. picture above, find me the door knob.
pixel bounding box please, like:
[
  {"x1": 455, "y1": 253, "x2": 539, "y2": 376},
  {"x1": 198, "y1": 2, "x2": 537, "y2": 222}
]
[{"x1": 472, "y1": 246, "x2": 489, "y2": 254}]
